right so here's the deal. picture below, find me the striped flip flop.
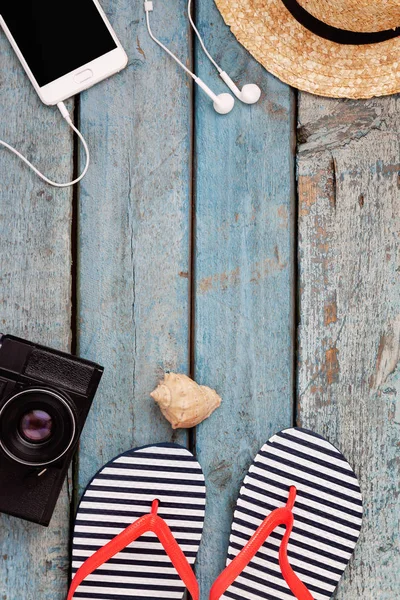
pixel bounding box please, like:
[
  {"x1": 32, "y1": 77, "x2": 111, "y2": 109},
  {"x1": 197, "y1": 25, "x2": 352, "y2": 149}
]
[
  {"x1": 67, "y1": 443, "x2": 206, "y2": 600},
  {"x1": 210, "y1": 427, "x2": 363, "y2": 600}
]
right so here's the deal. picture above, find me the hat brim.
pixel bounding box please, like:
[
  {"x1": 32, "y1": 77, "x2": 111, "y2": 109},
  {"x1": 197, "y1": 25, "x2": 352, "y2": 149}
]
[{"x1": 215, "y1": 0, "x2": 400, "y2": 98}]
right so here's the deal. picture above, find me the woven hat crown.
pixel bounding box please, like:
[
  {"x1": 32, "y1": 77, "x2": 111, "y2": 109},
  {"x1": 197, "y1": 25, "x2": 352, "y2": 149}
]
[{"x1": 297, "y1": 0, "x2": 400, "y2": 32}]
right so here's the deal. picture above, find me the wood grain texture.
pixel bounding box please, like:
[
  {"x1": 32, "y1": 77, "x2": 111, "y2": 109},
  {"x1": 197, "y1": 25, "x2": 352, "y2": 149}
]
[
  {"x1": 0, "y1": 25, "x2": 74, "y2": 600},
  {"x1": 192, "y1": 4, "x2": 296, "y2": 596},
  {"x1": 298, "y1": 94, "x2": 400, "y2": 598},
  {"x1": 76, "y1": 0, "x2": 192, "y2": 497}
]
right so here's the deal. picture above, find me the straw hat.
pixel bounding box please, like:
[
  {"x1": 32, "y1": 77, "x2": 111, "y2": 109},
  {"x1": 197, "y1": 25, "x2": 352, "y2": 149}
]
[{"x1": 215, "y1": 0, "x2": 400, "y2": 98}]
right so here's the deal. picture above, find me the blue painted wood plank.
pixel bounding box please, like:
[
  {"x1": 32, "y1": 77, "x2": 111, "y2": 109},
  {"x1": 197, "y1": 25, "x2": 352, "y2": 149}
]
[
  {"x1": 192, "y1": 3, "x2": 296, "y2": 597},
  {"x1": 297, "y1": 95, "x2": 400, "y2": 598},
  {"x1": 76, "y1": 0, "x2": 192, "y2": 498},
  {"x1": 0, "y1": 25, "x2": 74, "y2": 600}
]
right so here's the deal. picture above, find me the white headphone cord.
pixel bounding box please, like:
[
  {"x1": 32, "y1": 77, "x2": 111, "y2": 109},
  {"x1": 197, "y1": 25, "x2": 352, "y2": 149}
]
[
  {"x1": 145, "y1": 7, "x2": 196, "y2": 80},
  {"x1": 187, "y1": 0, "x2": 221, "y2": 73},
  {"x1": 0, "y1": 101, "x2": 90, "y2": 188},
  {"x1": 144, "y1": 1, "x2": 234, "y2": 114}
]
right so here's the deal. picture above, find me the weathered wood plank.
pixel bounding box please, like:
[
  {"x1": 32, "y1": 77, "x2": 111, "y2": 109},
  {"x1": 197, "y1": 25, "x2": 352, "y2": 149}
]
[
  {"x1": 193, "y1": 4, "x2": 296, "y2": 596},
  {"x1": 76, "y1": 0, "x2": 192, "y2": 497},
  {"x1": 0, "y1": 28, "x2": 73, "y2": 600},
  {"x1": 298, "y1": 94, "x2": 400, "y2": 598}
]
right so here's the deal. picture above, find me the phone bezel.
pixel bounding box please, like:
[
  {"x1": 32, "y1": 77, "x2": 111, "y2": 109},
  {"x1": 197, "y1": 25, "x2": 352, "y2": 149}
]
[{"x1": 0, "y1": 0, "x2": 128, "y2": 105}]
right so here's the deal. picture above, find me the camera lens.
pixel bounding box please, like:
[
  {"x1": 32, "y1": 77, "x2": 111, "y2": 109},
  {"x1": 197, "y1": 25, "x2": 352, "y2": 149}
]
[
  {"x1": 19, "y1": 410, "x2": 53, "y2": 443},
  {"x1": 0, "y1": 389, "x2": 77, "y2": 466}
]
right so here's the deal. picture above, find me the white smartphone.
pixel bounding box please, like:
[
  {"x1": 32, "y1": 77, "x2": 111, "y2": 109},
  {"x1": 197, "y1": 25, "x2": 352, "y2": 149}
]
[{"x1": 0, "y1": 0, "x2": 128, "y2": 106}]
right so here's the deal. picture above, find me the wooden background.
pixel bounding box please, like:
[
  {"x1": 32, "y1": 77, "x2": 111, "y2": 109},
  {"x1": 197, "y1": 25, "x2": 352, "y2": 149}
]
[{"x1": 0, "y1": 0, "x2": 398, "y2": 598}]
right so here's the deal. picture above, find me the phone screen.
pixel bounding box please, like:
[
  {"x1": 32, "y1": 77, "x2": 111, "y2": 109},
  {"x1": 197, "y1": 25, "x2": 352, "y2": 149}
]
[{"x1": 1, "y1": 0, "x2": 117, "y2": 87}]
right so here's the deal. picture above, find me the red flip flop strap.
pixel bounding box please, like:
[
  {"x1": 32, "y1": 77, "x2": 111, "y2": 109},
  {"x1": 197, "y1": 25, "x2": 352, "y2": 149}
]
[
  {"x1": 67, "y1": 501, "x2": 199, "y2": 600},
  {"x1": 210, "y1": 488, "x2": 314, "y2": 600},
  {"x1": 153, "y1": 512, "x2": 199, "y2": 599},
  {"x1": 279, "y1": 519, "x2": 314, "y2": 600}
]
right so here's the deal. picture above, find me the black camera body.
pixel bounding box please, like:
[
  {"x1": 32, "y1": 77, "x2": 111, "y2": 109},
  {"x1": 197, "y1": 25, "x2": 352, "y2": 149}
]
[{"x1": 0, "y1": 334, "x2": 103, "y2": 526}]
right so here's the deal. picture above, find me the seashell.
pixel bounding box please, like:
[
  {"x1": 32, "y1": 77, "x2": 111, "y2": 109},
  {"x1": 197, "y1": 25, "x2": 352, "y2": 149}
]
[{"x1": 150, "y1": 373, "x2": 221, "y2": 429}]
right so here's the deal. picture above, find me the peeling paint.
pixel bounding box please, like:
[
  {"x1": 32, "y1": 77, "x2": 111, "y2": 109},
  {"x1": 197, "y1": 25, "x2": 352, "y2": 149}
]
[
  {"x1": 394, "y1": 400, "x2": 400, "y2": 425},
  {"x1": 278, "y1": 205, "x2": 288, "y2": 229},
  {"x1": 373, "y1": 316, "x2": 400, "y2": 389},
  {"x1": 325, "y1": 347, "x2": 339, "y2": 385},
  {"x1": 198, "y1": 253, "x2": 287, "y2": 294},
  {"x1": 324, "y1": 297, "x2": 337, "y2": 326}
]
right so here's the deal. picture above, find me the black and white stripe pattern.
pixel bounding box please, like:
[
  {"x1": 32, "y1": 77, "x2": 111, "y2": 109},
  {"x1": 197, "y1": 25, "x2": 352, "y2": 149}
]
[
  {"x1": 223, "y1": 428, "x2": 363, "y2": 600},
  {"x1": 71, "y1": 443, "x2": 206, "y2": 599}
]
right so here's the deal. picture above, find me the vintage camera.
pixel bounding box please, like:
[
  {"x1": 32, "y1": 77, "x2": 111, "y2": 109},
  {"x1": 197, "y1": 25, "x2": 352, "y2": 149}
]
[{"x1": 0, "y1": 334, "x2": 103, "y2": 526}]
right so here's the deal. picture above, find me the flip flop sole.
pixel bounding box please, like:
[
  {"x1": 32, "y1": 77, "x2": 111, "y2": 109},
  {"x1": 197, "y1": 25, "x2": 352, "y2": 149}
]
[
  {"x1": 223, "y1": 427, "x2": 363, "y2": 600},
  {"x1": 71, "y1": 443, "x2": 206, "y2": 599}
]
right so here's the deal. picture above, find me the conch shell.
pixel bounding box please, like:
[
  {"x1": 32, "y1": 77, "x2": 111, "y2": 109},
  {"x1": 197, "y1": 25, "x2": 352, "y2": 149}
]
[{"x1": 150, "y1": 373, "x2": 221, "y2": 429}]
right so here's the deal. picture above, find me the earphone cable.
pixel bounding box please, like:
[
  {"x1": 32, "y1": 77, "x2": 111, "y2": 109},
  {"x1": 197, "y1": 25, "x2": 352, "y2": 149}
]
[
  {"x1": 144, "y1": 1, "x2": 235, "y2": 114},
  {"x1": 145, "y1": 6, "x2": 196, "y2": 80},
  {"x1": 187, "y1": 0, "x2": 222, "y2": 73},
  {"x1": 0, "y1": 101, "x2": 90, "y2": 188}
]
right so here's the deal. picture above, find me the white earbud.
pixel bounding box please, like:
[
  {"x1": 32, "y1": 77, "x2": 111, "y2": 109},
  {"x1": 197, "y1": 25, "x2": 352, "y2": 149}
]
[
  {"x1": 219, "y1": 71, "x2": 261, "y2": 104},
  {"x1": 214, "y1": 93, "x2": 235, "y2": 115},
  {"x1": 194, "y1": 77, "x2": 234, "y2": 114},
  {"x1": 187, "y1": 0, "x2": 261, "y2": 105},
  {"x1": 144, "y1": 1, "x2": 234, "y2": 114}
]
